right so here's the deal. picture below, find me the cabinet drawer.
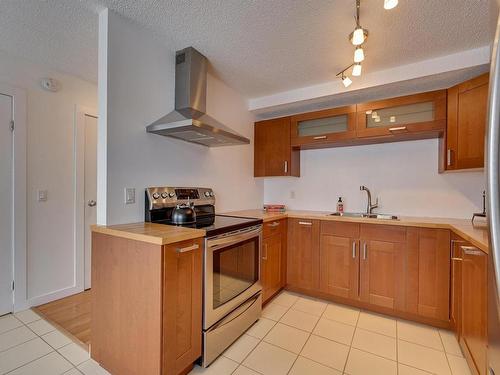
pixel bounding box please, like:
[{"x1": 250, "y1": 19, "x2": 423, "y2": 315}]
[
  {"x1": 360, "y1": 224, "x2": 406, "y2": 243},
  {"x1": 321, "y1": 221, "x2": 359, "y2": 238},
  {"x1": 263, "y1": 219, "x2": 284, "y2": 238}
]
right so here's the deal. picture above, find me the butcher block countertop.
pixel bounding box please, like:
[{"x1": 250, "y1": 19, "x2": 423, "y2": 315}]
[
  {"x1": 91, "y1": 222, "x2": 205, "y2": 245},
  {"x1": 224, "y1": 209, "x2": 490, "y2": 254}
]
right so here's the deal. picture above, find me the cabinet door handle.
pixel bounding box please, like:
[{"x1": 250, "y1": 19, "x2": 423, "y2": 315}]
[
  {"x1": 267, "y1": 222, "x2": 280, "y2": 227},
  {"x1": 313, "y1": 135, "x2": 327, "y2": 140},
  {"x1": 450, "y1": 239, "x2": 466, "y2": 261},
  {"x1": 352, "y1": 241, "x2": 357, "y2": 259},
  {"x1": 460, "y1": 245, "x2": 482, "y2": 256},
  {"x1": 388, "y1": 126, "x2": 407, "y2": 132},
  {"x1": 362, "y1": 242, "x2": 367, "y2": 260},
  {"x1": 262, "y1": 243, "x2": 268, "y2": 260},
  {"x1": 176, "y1": 244, "x2": 199, "y2": 253},
  {"x1": 447, "y1": 149, "x2": 453, "y2": 166},
  {"x1": 298, "y1": 221, "x2": 312, "y2": 226},
  {"x1": 284, "y1": 161, "x2": 288, "y2": 173},
  {"x1": 451, "y1": 257, "x2": 463, "y2": 261}
]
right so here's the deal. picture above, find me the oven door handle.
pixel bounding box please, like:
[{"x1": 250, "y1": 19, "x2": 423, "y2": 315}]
[{"x1": 207, "y1": 226, "x2": 262, "y2": 250}]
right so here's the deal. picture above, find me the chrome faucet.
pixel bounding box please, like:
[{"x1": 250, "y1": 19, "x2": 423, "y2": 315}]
[{"x1": 360, "y1": 185, "x2": 378, "y2": 215}]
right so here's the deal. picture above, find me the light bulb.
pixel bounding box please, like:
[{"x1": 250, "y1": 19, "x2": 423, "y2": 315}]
[
  {"x1": 384, "y1": 0, "x2": 398, "y2": 9},
  {"x1": 351, "y1": 27, "x2": 366, "y2": 46},
  {"x1": 371, "y1": 111, "x2": 378, "y2": 119},
  {"x1": 342, "y1": 76, "x2": 353, "y2": 88},
  {"x1": 352, "y1": 63, "x2": 362, "y2": 76},
  {"x1": 354, "y1": 47, "x2": 365, "y2": 63},
  {"x1": 390, "y1": 116, "x2": 396, "y2": 123},
  {"x1": 366, "y1": 110, "x2": 372, "y2": 115},
  {"x1": 374, "y1": 116, "x2": 381, "y2": 123}
]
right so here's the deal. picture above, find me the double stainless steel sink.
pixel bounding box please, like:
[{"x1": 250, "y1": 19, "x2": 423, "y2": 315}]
[{"x1": 328, "y1": 212, "x2": 399, "y2": 220}]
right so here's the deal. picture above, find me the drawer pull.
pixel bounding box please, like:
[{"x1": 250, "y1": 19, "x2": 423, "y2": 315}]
[
  {"x1": 389, "y1": 126, "x2": 407, "y2": 132},
  {"x1": 176, "y1": 244, "x2": 199, "y2": 253},
  {"x1": 267, "y1": 222, "x2": 280, "y2": 227},
  {"x1": 352, "y1": 241, "x2": 357, "y2": 259},
  {"x1": 313, "y1": 135, "x2": 327, "y2": 140},
  {"x1": 460, "y1": 245, "x2": 482, "y2": 256},
  {"x1": 447, "y1": 149, "x2": 453, "y2": 166},
  {"x1": 262, "y1": 243, "x2": 268, "y2": 260},
  {"x1": 363, "y1": 242, "x2": 367, "y2": 260},
  {"x1": 284, "y1": 161, "x2": 288, "y2": 173},
  {"x1": 298, "y1": 221, "x2": 312, "y2": 226}
]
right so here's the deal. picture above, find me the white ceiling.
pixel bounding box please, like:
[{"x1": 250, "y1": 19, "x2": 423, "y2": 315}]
[{"x1": 0, "y1": 0, "x2": 496, "y2": 99}]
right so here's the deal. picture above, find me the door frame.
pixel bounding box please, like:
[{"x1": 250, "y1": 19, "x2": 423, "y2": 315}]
[
  {"x1": 74, "y1": 106, "x2": 98, "y2": 292},
  {"x1": 0, "y1": 83, "x2": 28, "y2": 313}
]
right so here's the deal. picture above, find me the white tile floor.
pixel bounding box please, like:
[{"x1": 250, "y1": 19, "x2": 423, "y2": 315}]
[
  {"x1": 191, "y1": 291, "x2": 472, "y2": 375},
  {"x1": 0, "y1": 290, "x2": 471, "y2": 375},
  {"x1": 0, "y1": 310, "x2": 108, "y2": 375}
]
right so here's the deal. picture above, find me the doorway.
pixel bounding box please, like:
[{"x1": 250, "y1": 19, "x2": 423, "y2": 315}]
[{"x1": 0, "y1": 93, "x2": 13, "y2": 315}]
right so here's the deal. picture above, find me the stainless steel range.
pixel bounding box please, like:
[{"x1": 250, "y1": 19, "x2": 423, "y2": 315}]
[{"x1": 145, "y1": 187, "x2": 263, "y2": 367}]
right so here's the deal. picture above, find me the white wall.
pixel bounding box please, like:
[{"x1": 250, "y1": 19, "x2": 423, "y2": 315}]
[
  {"x1": 264, "y1": 139, "x2": 485, "y2": 219},
  {"x1": 98, "y1": 10, "x2": 263, "y2": 225},
  {"x1": 0, "y1": 50, "x2": 97, "y2": 306}
]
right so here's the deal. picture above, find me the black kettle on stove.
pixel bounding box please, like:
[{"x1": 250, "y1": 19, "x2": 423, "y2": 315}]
[{"x1": 171, "y1": 200, "x2": 196, "y2": 225}]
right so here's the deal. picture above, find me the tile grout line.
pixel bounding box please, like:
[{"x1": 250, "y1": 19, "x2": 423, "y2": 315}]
[
  {"x1": 1, "y1": 341, "x2": 57, "y2": 375},
  {"x1": 342, "y1": 308, "x2": 361, "y2": 375},
  {"x1": 438, "y1": 329, "x2": 454, "y2": 375},
  {"x1": 396, "y1": 318, "x2": 399, "y2": 375}
]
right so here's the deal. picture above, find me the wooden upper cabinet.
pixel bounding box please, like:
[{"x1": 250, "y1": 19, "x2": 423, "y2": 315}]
[
  {"x1": 460, "y1": 245, "x2": 487, "y2": 375},
  {"x1": 441, "y1": 73, "x2": 489, "y2": 171},
  {"x1": 406, "y1": 228, "x2": 450, "y2": 322},
  {"x1": 356, "y1": 90, "x2": 446, "y2": 139},
  {"x1": 359, "y1": 224, "x2": 406, "y2": 311},
  {"x1": 287, "y1": 218, "x2": 320, "y2": 291},
  {"x1": 290, "y1": 106, "x2": 357, "y2": 148},
  {"x1": 254, "y1": 117, "x2": 300, "y2": 177},
  {"x1": 319, "y1": 221, "x2": 360, "y2": 300}
]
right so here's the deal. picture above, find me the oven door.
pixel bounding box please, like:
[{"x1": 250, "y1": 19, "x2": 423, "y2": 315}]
[{"x1": 204, "y1": 225, "x2": 262, "y2": 329}]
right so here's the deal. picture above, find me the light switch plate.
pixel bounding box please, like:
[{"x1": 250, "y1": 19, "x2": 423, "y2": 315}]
[
  {"x1": 37, "y1": 190, "x2": 48, "y2": 202},
  {"x1": 125, "y1": 188, "x2": 135, "y2": 204}
]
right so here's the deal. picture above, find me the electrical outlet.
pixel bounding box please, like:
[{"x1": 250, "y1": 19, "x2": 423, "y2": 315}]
[
  {"x1": 125, "y1": 188, "x2": 135, "y2": 204},
  {"x1": 37, "y1": 190, "x2": 48, "y2": 202}
]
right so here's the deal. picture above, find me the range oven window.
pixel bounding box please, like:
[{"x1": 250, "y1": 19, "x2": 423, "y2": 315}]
[{"x1": 212, "y1": 237, "x2": 259, "y2": 309}]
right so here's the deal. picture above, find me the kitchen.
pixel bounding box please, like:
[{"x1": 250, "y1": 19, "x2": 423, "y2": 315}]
[{"x1": 0, "y1": 1, "x2": 498, "y2": 375}]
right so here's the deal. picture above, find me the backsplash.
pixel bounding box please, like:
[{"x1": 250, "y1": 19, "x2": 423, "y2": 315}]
[{"x1": 264, "y1": 139, "x2": 485, "y2": 219}]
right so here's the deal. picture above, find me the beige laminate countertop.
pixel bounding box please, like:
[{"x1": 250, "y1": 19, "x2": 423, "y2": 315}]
[
  {"x1": 91, "y1": 222, "x2": 205, "y2": 245},
  {"x1": 224, "y1": 209, "x2": 490, "y2": 254}
]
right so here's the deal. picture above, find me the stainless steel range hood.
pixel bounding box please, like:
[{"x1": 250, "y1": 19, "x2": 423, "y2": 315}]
[{"x1": 146, "y1": 47, "x2": 250, "y2": 147}]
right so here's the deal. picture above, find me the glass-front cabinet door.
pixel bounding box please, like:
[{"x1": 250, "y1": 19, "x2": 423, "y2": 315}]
[
  {"x1": 291, "y1": 105, "x2": 357, "y2": 147},
  {"x1": 356, "y1": 90, "x2": 447, "y2": 138}
]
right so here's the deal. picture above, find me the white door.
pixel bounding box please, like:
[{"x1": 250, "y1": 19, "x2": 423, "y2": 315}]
[
  {"x1": 0, "y1": 93, "x2": 13, "y2": 315},
  {"x1": 84, "y1": 115, "x2": 97, "y2": 290}
]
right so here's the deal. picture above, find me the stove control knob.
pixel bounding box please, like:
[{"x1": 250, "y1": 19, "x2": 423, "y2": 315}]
[
  {"x1": 209, "y1": 191, "x2": 214, "y2": 197},
  {"x1": 152, "y1": 193, "x2": 160, "y2": 200},
  {"x1": 161, "y1": 192, "x2": 168, "y2": 199},
  {"x1": 169, "y1": 192, "x2": 175, "y2": 198},
  {"x1": 204, "y1": 191, "x2": 211, "y2": 197}
]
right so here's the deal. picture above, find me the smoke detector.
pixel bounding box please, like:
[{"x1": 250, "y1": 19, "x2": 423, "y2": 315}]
[{"x1": 40, "y1": 78, "x2": 61, "y2": 92}]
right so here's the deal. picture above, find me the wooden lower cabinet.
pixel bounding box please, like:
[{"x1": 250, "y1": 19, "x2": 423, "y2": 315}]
[
  {"x1": 319, "y1": 221, "x2": 360, "y2": 299},
  {"x1": 359, "y1": 224, "x2": 406, "y2": 311},
  {"x1": 460, "y1": 243, "x2": 488, "y2": 375},
  {"x1": 163, "y1": 239, "x2": 203, "y2": 375},
  {"x1": 261, "y1": 219, "x2": 287, "y2": 303},
  {"x1": 91, "y1": 233, "x2": 203, "y2": 375},
  {"x1": 406, "y1": 228, "x2": 450, "y2": 321},
  {"x1": 287, "y1": 218, "x2": 320, "y2": 291}
]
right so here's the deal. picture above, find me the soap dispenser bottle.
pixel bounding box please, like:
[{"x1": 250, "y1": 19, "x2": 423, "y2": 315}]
[{"x1": 336, "y1": 197, "x2": 344, "y2": 214}]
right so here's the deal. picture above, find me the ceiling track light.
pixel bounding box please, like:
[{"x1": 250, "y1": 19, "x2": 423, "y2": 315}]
[
  {"x1": 352, "y1": 63, "x2": 362, "y2": 76},
  {"x1": 354, "y1": 46, "x2": 365, "y2": 63},
  {"x1": 349, "y1": 0, "x2": 368, "y2": 46},
  {"x1": 336, "y1": 64, "x2": 357, "y2": 87},
  {"x1": 384, "y1": 0, "x2": 398, "y2": 9}
]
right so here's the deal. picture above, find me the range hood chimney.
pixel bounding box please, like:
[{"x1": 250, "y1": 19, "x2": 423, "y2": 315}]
[{"x1": 146, "y1": 47, "x2": 250, "y2": 147}]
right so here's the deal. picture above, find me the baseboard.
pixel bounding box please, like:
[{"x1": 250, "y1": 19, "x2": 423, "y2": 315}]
[{"x1": 24, "y1": 285, "x2": 83, "y2": 309}]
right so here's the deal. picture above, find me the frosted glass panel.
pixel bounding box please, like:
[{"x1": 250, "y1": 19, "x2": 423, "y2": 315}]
[
  {"x1": 298, "y1": 115, "x2": 348, "y2": 137},
  {"x1": 366, "y1": 102, "x2": 434, "y2": 128}
]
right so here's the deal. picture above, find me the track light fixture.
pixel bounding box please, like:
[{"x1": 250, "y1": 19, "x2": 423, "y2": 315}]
[
  {"x1": 352, "y1": 63, "x2": 362, "y2": 76},
  {"x1": 384, "y1": 0, "x2": 398, "y2": 9},
  {"x1": 354, "y1": 46, "x2": 365, "y2": 63},
  {"x1": 349, "y1": 0, "x2": 368, "y2": 46}
]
